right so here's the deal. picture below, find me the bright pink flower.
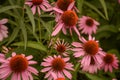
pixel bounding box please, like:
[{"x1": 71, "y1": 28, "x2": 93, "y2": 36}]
[
  {"x1": 41, "y1": 55, "x2": 74, "y2": 80},
  {"x1": 51, "y1": 0, "x2": 79, "y2": 22},
  {"x1": 101, "y1": 53, "x2": 119, "y2": 72},
  {"x1": 25, "y1": 0, "x2": 51, "y2": 15},
  {"x1": 72, "y1": 35, "x2": 104, "y2": 73},
  {"x1": 51, "y1": 10, "x2": 80, "y2": 36},
  {"x1": 78, "y1": 16, "x2": 99, "y2": 35},
  {"x1": 0, "y1": 18, "x2": 8, "y2": 41},
  {"x1": 0, "y1": 52, "x2": 38, "y2": 80},
  {"x1": 53, "y1": 39, "x2": 71, "y2": 56}
]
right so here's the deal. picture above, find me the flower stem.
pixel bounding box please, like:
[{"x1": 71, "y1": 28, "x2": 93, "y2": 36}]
[{"x1": 38, "y1": 15, "x2": 41, "y2": 41}]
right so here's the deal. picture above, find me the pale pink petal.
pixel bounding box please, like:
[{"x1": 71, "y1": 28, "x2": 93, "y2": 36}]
[
  {"x1": 0, "y1": 19, "x2": 8, "y2": 24},
  {"x1": 27, "y1": 71, "x2": 33, "y2": 80},
  {"x1": 51, "y1": 72, "x2": 57, "y2": 80},
  {"x1": 73, "y1": 27, "x2": 80, "y2": 36},
  {"x1": 41, "y1": 62, "x2": 51, "y2": 66},
  {"x1": 22, "y1": 71, "x2": 29, "y2": 80},
  {"x1": 63, "y1": 57, "x2": 70, "y2": 62},
  {"x1": 67, "y1": 1, "x2": 75, "y2": 10},
  {"x1": 26, "y1": 55, "x2": 33, "y2": 60},
  {"x1": 53, "y1": 7, "x2": 63, "y2": 14},
  {"x1": 63, "y1": 69, "x2": 72, "y2": 79},
  {"x1": 12, "y1": 52, "x2": 16, "y2": 57},
  {"x1": 74, "y1": 51, "x2": 84, "y2": 57},
  {"x1": 31, "y1": 6, "x2": 36, "y2": 15},
  {"x1": 27, "y1": 66, "x2": 38, "y2": 75},
  {"x1": 72, "y1": 42, "x2": 82, "y2": 47},
  {"x1": 28, "y1": 61, "x2": 37, "y2": 64},
  {"x1": 52, "y1": 23, "x2": 64, "y2": 36},
  {"x1": 41, "y1": 67, "x2": 52, "y2": 72}
]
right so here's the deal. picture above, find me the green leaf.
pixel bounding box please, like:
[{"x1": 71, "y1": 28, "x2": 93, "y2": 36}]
[
  {"x1": 11, "y1": 41, "x2": 47, "y2": 52},
  {"x1": 99, "y1": 0, "x2": 109, "y2": 20},
  {"x1": 84, "y1": 1, "x2": 106, "y2": 20},
  {"x1": 25, "y1": 5, "x2": 35, "y2": 33},
  {"x1": 97, "y1": 25, "x2": 118, "y2": 33},
  {"x1": 41, "y1": 19, "x2": 52, "y2": 34},
  {"x1": 26, "y1": 24, "x2": 39, "y2": 42},
  {"x1": 76, "y1": 0, "x2": 84, "y2": 14},
  {"x1": 85, "y1": 73, "x2": 107, "y2": 80},
  {"x1": 6, "y1": 27, "x2": 20, "y2": 45},
  {"x1": 20, "y1": 18, "x2": 27, "y2": 49},
  {"x1": 0, "y1": 5, "x2": 20, "y2": 13}
]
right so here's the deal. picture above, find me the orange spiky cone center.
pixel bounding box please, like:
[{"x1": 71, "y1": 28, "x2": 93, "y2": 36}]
[
  {"x1": 61, "y1": 10, "x2": 78, "y2": 26},
  {"x1": 10, "y1": 55, "x2": 28, "y2": 72}
]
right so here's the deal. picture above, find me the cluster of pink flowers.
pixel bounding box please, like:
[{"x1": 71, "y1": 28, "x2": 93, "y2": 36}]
[
  {"x1": 0, "y1": 0, "x2": 119, "y2": 80},
  {"x1": 72, "y1": 35, "x2": 119, "y2": 73}
]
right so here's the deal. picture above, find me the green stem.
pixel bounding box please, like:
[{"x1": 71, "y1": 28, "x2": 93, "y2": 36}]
[
  {"x1": 73, "y1": 63, "x2": 80, "y2": 80},
  {"x1": 38, "y1": 15, "x2": 41, "y2": 41}
]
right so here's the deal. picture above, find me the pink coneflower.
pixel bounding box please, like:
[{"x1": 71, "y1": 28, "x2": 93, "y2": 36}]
[
  {"x1": 0, "y1": 18, "x2": 8, "y2": 41},
  {"x1": 78, "y1": 16, "x2": 100, "y2": 35},
  {"x1": 81, "y1": 57, "x2": 101, "y2": 73},
  {"x1": 51, "y1": 0, "x2": 79, "y2": 22},
  {"x1": 52, "y1": 10, "x2": 80, "y2": 36},
  {"x1": 41, "y1": 55, "x2": 74, "y2": 80},
  {"x1": 53, "y1": 39, "x2": 71, "y2": 56},
  {"x1": 72, "y1": 35, "x2": 104, "y2": 73},
  {"x1": 0, "y1": 52, "x2": 38, "y2": 80},
  {"x1": 101, "y1": 53, "x2": 119, "y2": 72},
  {"x1": 25, "y1": 0, "x2": 51, "y2": 15}
]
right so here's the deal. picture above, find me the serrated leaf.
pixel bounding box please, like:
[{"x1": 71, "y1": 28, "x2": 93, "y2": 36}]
[
  {"x1": 0, "y1": 5, "x2": 21, "y2": 13},
  {"x1": 11, "y1": 41, "x2": 47, "y2": 52},
  {"x1": 25, "y1": 5, "x2": 35, "y2": 33}
]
